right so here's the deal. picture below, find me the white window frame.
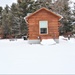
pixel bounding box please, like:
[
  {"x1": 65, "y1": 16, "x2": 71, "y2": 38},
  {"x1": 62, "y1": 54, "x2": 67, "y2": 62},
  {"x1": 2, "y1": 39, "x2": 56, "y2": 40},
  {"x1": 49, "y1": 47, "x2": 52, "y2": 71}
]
[{"x1": 39, "y1": 21, "x2": 48, "y2": 35}]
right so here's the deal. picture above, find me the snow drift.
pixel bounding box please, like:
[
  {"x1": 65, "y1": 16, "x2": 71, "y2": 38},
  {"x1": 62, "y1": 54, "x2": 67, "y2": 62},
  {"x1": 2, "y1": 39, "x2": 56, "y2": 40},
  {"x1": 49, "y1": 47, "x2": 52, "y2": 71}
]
[
  {"x1": 41, "y1": 39, "x2": 56, "y2": 45},
  {"x1": 0, "y1": 36, "x2": 75, "y2": 74}
]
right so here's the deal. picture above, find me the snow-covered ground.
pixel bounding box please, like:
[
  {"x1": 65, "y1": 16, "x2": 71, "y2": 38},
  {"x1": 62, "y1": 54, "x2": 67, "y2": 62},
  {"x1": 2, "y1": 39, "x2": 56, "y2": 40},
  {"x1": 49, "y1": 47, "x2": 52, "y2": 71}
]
[{"x1": 0, "y1": 36, "x2": 75, "y2": 74}]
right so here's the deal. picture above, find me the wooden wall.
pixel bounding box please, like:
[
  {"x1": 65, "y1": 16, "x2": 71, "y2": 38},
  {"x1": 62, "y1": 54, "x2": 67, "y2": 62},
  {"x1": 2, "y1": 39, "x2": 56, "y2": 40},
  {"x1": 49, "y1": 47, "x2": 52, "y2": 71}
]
[{"x1": 27, "y1": 9, "x2": 60, "y2": 40}]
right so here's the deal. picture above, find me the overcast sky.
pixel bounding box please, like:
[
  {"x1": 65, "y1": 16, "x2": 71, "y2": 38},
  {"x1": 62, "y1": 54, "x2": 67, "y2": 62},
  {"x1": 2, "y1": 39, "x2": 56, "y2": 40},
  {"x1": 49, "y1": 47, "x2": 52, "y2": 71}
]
[
  {"x1": 0, "y1": 0, "x2": 17, "y2": 8},
  {"x1": 0, "y1": 0, "x2": 75, "y2": 8}
]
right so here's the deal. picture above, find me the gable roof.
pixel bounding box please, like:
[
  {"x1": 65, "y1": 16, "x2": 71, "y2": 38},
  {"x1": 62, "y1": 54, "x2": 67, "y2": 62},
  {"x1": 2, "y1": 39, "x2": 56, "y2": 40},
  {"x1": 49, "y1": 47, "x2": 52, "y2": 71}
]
[{"x1": 26, "y1": 7, "x2": 63, "y2": 20}]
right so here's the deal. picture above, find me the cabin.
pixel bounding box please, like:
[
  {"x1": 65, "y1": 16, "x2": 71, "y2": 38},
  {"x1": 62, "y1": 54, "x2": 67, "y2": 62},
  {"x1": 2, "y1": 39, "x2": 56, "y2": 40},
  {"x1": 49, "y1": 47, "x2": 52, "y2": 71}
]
[{"x1": 25, "y1": 7, "x2": 62, "y2": 44}]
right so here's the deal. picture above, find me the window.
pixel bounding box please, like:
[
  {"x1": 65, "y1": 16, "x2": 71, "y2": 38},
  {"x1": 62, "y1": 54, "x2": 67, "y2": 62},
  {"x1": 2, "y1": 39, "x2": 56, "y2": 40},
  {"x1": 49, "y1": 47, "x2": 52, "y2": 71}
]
[{"x1": 39, "y1": 21, "x2": 48, "y2": 34}]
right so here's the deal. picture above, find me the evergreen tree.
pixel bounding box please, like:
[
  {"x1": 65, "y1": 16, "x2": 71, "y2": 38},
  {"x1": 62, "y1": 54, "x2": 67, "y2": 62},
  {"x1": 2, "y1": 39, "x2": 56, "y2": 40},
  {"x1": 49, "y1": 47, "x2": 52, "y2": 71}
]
[
  {"x1": 17, "y1": 0, "x2": 35, "y2": 36},
  {"x1": 61, "y1": 0, "x2": 72, "y2": 34},
  {"x1": 72, "y1": 3, "x2": 75, "y2": 22},
  {"x1": 2, "y1": 5, "x2": 11, "y2": 38},
  {"x1": 32, "y1": 0, "x2": 52, "y2": 11},
  {"x1": 10, "y1": 3, "x2": 21, "y2": 37},
  {"x1": 72, "y1": 3, "x2": 75, "y2": 33},
  {"x1": 54, "y1": 0, "x2": 73, "y2": 34},
  {"x1": 17, "y1": 0, "x2": 35, "y2": 16},
  {"x1": 0, "y1": 6, "x2": 3, "y2": 35},
  {"x1": 0, "y1": 7, "x2": 3, "y2": 26}
]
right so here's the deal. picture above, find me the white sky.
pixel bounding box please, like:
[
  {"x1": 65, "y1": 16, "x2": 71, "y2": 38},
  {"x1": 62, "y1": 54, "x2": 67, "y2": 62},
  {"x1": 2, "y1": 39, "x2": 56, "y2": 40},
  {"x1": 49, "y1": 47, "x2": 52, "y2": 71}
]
[
  {"x1": 0, "y1": 0, "x2": 17, "y2": 8},
  {"x1": 0, "y1": 0, "x2": 75, "y2": 8},
  {"x1": 71, "y1": 0, "x2": 75, "y2": 2}
]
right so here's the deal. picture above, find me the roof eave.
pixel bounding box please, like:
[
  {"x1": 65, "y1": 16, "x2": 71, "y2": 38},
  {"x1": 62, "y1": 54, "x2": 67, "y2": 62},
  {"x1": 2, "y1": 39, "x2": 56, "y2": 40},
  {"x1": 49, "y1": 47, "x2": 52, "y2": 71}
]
[{"x1": 25, "y1": 7, "x2": 63, "y2": 20}]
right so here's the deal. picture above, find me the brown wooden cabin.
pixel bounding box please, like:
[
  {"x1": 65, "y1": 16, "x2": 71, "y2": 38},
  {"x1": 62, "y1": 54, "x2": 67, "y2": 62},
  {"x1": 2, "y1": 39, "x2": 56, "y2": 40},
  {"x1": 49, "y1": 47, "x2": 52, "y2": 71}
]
[{"x1": 25, "y1": 7, "x2": 62, "y2": 44}]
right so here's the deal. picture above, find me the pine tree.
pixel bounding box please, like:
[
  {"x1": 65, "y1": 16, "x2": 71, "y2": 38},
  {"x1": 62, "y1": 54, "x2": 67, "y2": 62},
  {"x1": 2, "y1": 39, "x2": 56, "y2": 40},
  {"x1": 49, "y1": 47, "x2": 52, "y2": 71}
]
[
  {"x1": 0, "y1": 6, "x2": 3, "y2": 35},
  {"x1": 54, "y1": 0, "x2": 73, "y2": 34},
  {"x1": 0, "y1": 7, "x2": 3, "y2": 26},
  {"x1": 17, "y1": 0, "x2": 35, "y2": 16},
  {"x1": 2, "y1": 5, "x2": 11, "y2": 38},
  {"x1": 72, "y1": 3, "x2": 75, "y2": 33},
  {"x1": 17, "y1": 0, "x2": 35, "y2": 36},
  {"x1": 10, "y1": 3, "x2": 21, "y2": 37},
  {"x1": 33, "y1": 0, "x2": 52, "y2": 11},
  {"x1": 72, "y1": 3, "x2": 75, "y2": 22}
]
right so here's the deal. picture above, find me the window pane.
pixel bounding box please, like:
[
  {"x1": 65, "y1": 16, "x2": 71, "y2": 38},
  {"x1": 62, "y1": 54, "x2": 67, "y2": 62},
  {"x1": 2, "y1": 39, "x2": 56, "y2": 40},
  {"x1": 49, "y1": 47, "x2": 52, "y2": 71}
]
[
  {"x1": 40, "y1": 28, "x2": 47, "y2": 34},
  {"x1": 39, "y1": 21, "x2": 48, "y2": 28}
]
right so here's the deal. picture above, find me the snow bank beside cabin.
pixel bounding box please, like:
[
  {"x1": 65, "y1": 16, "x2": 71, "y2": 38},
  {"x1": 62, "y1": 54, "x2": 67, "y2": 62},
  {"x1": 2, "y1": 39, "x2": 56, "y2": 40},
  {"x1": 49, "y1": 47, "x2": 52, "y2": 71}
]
[
  {"x1": 41, "y1": 39, "x2": 56, "y2": 45},
  {"x1": 68, "y1": 38, "x2": 75, "y2": 43}
]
